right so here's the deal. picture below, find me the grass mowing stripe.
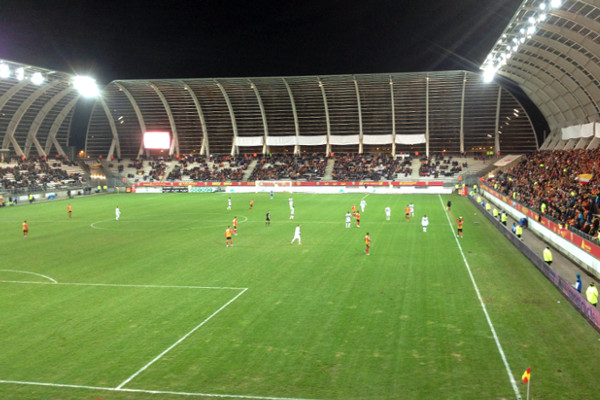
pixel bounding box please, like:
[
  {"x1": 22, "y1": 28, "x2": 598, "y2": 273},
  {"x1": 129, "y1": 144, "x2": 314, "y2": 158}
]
[
  {"x1": 438, "y1": 194, "x2": 521, "y2": 399},
  {"x1": 116, "y1": 287, "x2": 249, "y2": 389}
]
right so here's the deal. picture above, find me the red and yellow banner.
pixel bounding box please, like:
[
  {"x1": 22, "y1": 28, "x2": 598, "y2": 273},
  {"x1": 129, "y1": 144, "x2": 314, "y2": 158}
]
[{"x1": 136, "y1": 180, "x2": 444, "y2": 187}]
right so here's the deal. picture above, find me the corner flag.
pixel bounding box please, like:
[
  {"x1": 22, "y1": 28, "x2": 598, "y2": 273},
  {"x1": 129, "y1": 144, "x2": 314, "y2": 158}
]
[{"x1": 522, "y1": 367, "x2": 531, "y2": 384}]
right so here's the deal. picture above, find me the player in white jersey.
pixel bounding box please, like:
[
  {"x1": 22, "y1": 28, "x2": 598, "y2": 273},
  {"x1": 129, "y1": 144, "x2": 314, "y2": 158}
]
[
  {"x1": 409, "y1": 203, "x2": 415, "y2": 217},
  {"x1": 385, "y1": 206, "x2": 391, "y2": 221},
  {"x1": 289, "y1": 206, "x2": 295, "y2": 220},
  {"x1": 289, "y1": 196, "x2": 294, "y2": 210},
  {"x1": 290, "y1": 224, "x2": 301, "y2": 245},
  {"x1": 421, "y1": 215, "x2": 429, "y2": 232},
  {"x1": 360, "y1": 199, "x2": 367, "y2": 213},
  {"x1": 227, "y1": 197, "x2": 232, "y2": 210},
  {"x1": 345, "y1": 212, "x2": 352, "y2": 228},
  {"x1": 115, "y1": 206, "x2": 121, "y2": 221}
]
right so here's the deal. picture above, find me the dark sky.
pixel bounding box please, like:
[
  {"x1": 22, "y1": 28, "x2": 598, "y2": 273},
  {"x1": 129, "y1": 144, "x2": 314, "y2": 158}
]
[{"x1": 0, "y1": 1, "x2": 523, "y2": 84}]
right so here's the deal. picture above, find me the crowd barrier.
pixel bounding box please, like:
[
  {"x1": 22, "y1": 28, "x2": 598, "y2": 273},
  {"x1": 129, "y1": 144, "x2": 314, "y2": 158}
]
[
  {"x1": 473, "y1": 189, "x2": 600, "y2": 334},
  {"x1": 479, "y1": 184, "x2": 600, "y2": 276}
]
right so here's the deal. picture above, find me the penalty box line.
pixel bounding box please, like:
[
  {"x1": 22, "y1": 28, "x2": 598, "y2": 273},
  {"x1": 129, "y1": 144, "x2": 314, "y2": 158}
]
[
  {"x1": 116, "y1": 287, "x2": 248, "y2": 389},
  {"x1": 0, "y1": 280, "x2": 249, "y2": 393},
  {"x1": 437, "y1": 195, "x2": 521, "y2": 400}
]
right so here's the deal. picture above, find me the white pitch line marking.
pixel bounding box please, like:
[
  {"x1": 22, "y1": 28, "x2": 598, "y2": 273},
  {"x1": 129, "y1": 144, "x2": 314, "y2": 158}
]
[
  {"x1": 116, "y1": 287, "x2": 248, "y2": 389},
  {"x1": 0, "y1": 269, "x2": 57, "y2": 283},
  {"x1": 90, "y1": 214, "x2": 249, "y2": 231},
  {"x1": 0, "y1": 280, "x2": 245, "y2": 291},
  {"x1": 438, "y1": 195, "x2": 520, "y2": 399},
  {"x1": 0, "y1": 379, "x2": 321, "y2": 400}
]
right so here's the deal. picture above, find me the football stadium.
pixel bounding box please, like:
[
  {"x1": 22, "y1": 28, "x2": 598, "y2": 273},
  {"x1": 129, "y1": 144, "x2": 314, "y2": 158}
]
[{"x1": 1, "y1": 1, "x2": 600, "y2": 399}]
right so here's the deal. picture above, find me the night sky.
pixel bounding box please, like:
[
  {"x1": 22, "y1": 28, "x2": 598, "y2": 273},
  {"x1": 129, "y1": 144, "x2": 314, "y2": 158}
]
[{"x1": 1, "y1": 1, "x2": 523, "y2": 84}]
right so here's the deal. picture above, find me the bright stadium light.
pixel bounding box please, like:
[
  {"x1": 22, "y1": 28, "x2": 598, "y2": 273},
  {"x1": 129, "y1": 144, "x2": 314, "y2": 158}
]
[
  {"x1": 30, "y1": 71, "x2": 44, "y2": 85},
  {"x1": 550, "y1": 0, "x2": 562, "y2": 8},
  {"x1": 73, "y1": 75, "x2": 99, "y2": 98},
  {"x1": 0, "y1": 63, "x2": 9, "y2": 79},
  {"x1": 482, "y1": 66, "x2": 497, "y2": 83},
  {"x1": 15, "y1": 67, "x2": 25, "y2": 81}
]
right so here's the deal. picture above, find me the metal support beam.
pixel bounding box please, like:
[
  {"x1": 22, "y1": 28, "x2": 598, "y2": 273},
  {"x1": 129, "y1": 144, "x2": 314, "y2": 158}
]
[
  {"x1": 2, "y1": 80, "x2": 62, "y2": 157},
  {"x1": 46, "y1": 96, "x2": 79, "y2": 156},
  {"x1": 25, "y1": 87, "x2": 74, "y2": 157},
  {"x1": 495, "y1": 86, "x2": 502, "y2": 155},
  {"x1": 353, "y1": 76, "x2": 363, "y2": 154},
  {"x1": 425, "y1": 74, "x2": 430, "y2": 158},
  {"x1": 95, "y1": 98, "x2": 121, "y2": 159},
  {"x1": 460, "y1": 72, "x2": 467, "y2": 154},
  {"x1": 215, "y1": 80, "x2": 238, "y2": 156},
  {"x1": 114, "y1": 82, "x2": 148, "y2": 158},
  {"x1": 318, "y1": 77, "x2": 331, "y2": 155},
  {"x1": 390, "y1": 76, "x2": 396, "y2": 157},
  {"x1": 282, "y1": 78, "x2": 300, "y2": 155},
  {"x1": 249, "y1": 79, "x2": 269, "y2": 154},
  {"x1": 182, "y1": 81, "x2": 210, "y2": 157},
  {"x1": 150, "y1": 82, "x2": 179, "y2": 156}
]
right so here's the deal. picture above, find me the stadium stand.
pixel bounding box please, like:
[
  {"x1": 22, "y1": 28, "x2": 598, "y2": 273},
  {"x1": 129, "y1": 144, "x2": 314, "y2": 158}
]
[
  {"x1": 0, "y1": 157, "x2": 86, "y2": 194},
  {"x1": 486, "y1": 149, "x2": 600, "y2": 240}
]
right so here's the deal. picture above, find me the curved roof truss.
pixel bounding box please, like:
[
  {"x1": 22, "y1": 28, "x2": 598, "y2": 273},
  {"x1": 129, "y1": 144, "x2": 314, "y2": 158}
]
[{"x1": 483, "y1": 0, "x2": 600, "y2": 135}]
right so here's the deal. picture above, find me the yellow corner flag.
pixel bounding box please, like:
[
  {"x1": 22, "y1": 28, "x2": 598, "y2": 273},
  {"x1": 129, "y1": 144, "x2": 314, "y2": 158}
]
[{"x1": 522, "y1": 367, "x2": 531, "y2": 384}]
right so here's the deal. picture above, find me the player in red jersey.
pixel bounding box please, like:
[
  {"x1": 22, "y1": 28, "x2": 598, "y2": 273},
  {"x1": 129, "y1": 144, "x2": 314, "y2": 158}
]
[
  {"x1": 456, "y1": 217, "x2": 464, "y2": 238},
  {"x1": 232, "y1": 216, "x2": 238, "y2": 235},
  {"x1": 225, "y1": 226, "x2": 233, "y2": 247},
  {"x1": 364, "y1": 232, "x2": 371, "y2": 255}
]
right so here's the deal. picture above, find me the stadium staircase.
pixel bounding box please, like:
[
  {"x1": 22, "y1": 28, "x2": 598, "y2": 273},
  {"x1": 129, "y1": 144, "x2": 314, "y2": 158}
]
[
  {"x1": 160, "y1": 162, "x2": 178, "y2": 182},
  {"x1": 322, "y1": 158, "x2": 336, "y2": 181},
  {"x1": 243, "y1": 159, "x2": 258, "y2": 181}
]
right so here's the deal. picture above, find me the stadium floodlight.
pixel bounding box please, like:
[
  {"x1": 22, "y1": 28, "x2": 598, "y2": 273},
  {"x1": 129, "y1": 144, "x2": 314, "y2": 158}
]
[
  {"x1": 550, "y1": 0, "x2": 562, "y2": 8},
  {"x1": 31, "y1": 71, "x2": 44, "y2": 85},
  {"x1": 15, "y1": 67, "x2": 25, "y2": 81},
  {"x1": 482, "y1": 65, "x2": 496, "y2": 83},
  {"x1": 0, "y1": 63, "x2": 9, "y2": 79},
  {"x1": 73, "y1": 75, "x2": 100, "y2": 98}
]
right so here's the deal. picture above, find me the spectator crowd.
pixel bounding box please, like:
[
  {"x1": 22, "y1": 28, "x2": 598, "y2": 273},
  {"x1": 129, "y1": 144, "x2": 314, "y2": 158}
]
[
  {"x1": 0, "y1": 156, "x2": 85, "y2": 193},
  {"x1": 166, "y1": 154, "x2": 251, "y2": 182},
  {"x1": 249, "y1": 153, "x2": 327, "y2": 181},
  {"x1": 487, "y1": 149, "x2": 600, "y2": 239},
  {"x1": 331, "y1": 153, "x2": 412, "y2": 181}
]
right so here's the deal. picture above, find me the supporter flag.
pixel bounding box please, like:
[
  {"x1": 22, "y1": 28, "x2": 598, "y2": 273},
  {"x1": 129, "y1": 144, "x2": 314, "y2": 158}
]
[{"x1": 576, "y1": 173, "x2": 593, "y2": 184}]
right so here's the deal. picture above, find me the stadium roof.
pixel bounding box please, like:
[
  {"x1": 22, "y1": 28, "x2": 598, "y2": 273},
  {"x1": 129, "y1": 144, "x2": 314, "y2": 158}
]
[
  {"x1": 0, "y1": 59, "x2": 92, "y2": 158},
  {"x1": 85, "y1": 71, "x2": 538, "y2": 158},
  {"x1": 482, "y1": 0, "x2": 600, "y2": 134}
]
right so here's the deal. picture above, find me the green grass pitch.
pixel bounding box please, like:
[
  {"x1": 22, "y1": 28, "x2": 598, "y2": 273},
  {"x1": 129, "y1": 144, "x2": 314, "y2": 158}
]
[{"x1": 0, "y1": 191, "x2": 598, "y2": 400}]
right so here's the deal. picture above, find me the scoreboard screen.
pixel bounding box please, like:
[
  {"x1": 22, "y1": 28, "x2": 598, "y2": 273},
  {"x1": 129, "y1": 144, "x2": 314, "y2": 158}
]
[{"x1": 143, "y1": 131, "x2": 170, "y2": 149}]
